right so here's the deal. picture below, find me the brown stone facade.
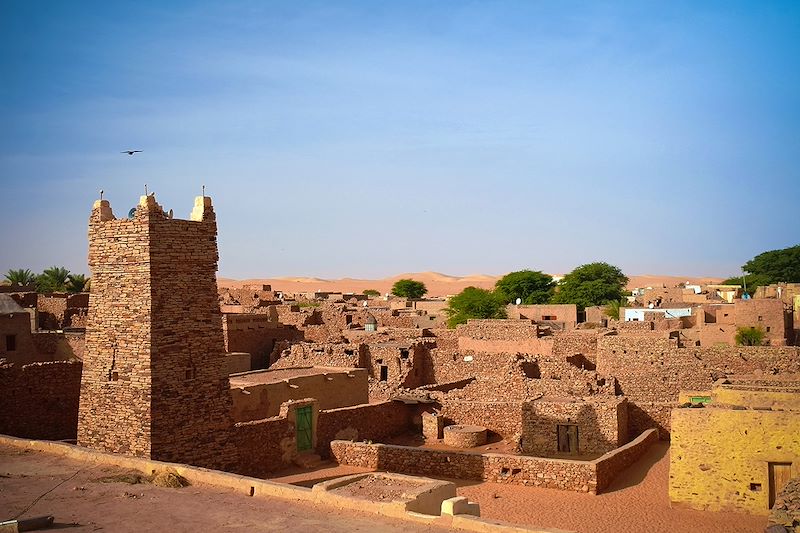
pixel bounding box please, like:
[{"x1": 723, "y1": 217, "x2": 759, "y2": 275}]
[
  {"x1": 330, "y1": 428, "x2": 657, "y2": 494},
  {"x1": 0, "y1": 361, "x2": 82, "y2": 440},
  {"x1": 77, "y1": 196, "x2": 238, "y2": 471}
]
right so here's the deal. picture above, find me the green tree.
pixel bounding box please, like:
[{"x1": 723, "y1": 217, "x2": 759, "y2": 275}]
[
  {"x1": 738, "y1": 245, "x2": 800, "y2": 285},
  {"x1": 67, "y1": 273, "x2": 89, "y2": 293},
  {"x1": 604, "y1": 299, "x2": 628, "y2": 320},
  {"x1": 495, "y1": 270, "x2": 555, "y2": 304},
  {"x1": 551, "y1": 262, "x2": 629, "y2": 311},
  {"x1": 4, "y1": 268, "x2": 37, "y2": 287},
  {"x1": 36, "y1": 266, "x2": 71, "y2": 293},
  {"x1": 721, "y1": 273, "x2": 773, "y2": 295},
  {"x1": 391, "y1": 279, "x2": 427, "y2": 299},
  {"x1": 444, "y1": 286, "x2": 507, "y2": 328},
  {"x1": 362, "y1": 289, "x2": 381, "y2": 297},
  {"x1": 735, "y1": 326, "x2": 765, "y2": 346}
]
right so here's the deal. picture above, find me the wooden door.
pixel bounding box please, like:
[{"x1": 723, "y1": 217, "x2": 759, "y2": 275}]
[
  {"x1": 557, "y1": 424, "x2": 578, "y2": 454},
  {"x1": 769, "y1": 462, "x2": 793, "y2": 508},
  {"x1": 296, "y1": 406, "x2": 313, "y2": 452}
]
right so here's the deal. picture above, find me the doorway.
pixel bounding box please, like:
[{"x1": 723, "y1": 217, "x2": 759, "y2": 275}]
[
  {"x1": 557, "y1": 424, "x2": 578, "y2": 454},
  {"x1": 769, "y1": 462, "x2": 793, "y2": 508},
  {"x1": 296, "y1": 406, "x2": 313, "y2": 452}
]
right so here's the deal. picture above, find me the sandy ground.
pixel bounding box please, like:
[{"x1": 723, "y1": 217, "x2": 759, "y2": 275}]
[
  {"x1": 457, "y1": 442, "x2": 765, "y2": 533},
  {"x1": 218, "y1": 272, "x2": 723, "y2": 298},
  {"x1": 4, "y1": 441, "x2": 765, "y2": 533},
  {"x1": 270, "y1": 443, "x2": 766, "y2": 533},
  {"x1": 0, "y1": 446, "x2": 442, "y2": 533}
]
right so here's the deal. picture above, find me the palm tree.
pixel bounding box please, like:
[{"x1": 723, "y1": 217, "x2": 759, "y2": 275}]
[
  {"x1": 604, "y1": 299, "x2": 628, "y2": 320},
  {"x1": 66, "y1": 273, "x2": 90, "y2": 293},
  {"x1": 36, "y1": 266, "x2": 71, "y2": 293},
  {"x1": 4, "y1": 268, "x2": 37, "y2": 287}
]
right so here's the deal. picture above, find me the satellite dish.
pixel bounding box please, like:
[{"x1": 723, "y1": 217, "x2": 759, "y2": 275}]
[
  {"x1": 515, "y1": 298, "x2": 522, "y2": 305},
  {"x1": 168, "y1": 209, "x2": 173, "y2": 219},
  {"x1": 128, "y1": 208, "x2": 136, "y2": 219}
]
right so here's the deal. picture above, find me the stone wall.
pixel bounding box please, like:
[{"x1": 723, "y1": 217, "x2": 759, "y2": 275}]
[
  {"x1": 521, "y1": 397, "x2": 627, "y2": 456},
  {"x1": 330, "y1": 428, "x2": 657, "y2": 494},
  {"x1": 222, "y1": 313, "x2": 300, "y2": 369},
  {"x1": 36, "y1": 293, "x2": 89, "y2": 330},
  {"x1": 768, "y1": 477, "x2": 800, "y2": 532},
  {"x1": 594, "y1": 429, "x2": 659, "y2": 491},
  {"x1": 455, "y1": 320, "x2": 553, "y2": 355},
  {"x1": 670, "y1": 406, "x2": 800, "y2": 515},
  {"x1": 316, "y1": 401, "x2": 414, "y2": 457},
  {"x1": 233, "y1": 416, "x2": 295, "y2": 477},
  {"x1": 438, "y1": 400, "x2": 523, "y2": 441},
  {"x1": 271, "y1": 342, "x2": 367, "y2": 369},
  {"x1": 551, "y1": 330, "x2": 600, "y2": 362},
  {"x1": 230, "y1": 368, "x2": 369, "y2": 421},
  {"x1": 597, "y1": 334, "x2": 800, "y2": 436},
  {"x1": 0, "y1": 361, "x2": 82, "y2": 440},
  {"x1": 77, "y1": 196, "x2": 238, "y2": 472}
]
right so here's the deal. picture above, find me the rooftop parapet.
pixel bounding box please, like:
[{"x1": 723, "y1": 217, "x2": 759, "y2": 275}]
[{"x1": 90, "y1": 194, "x2": 215, "y2": 223}]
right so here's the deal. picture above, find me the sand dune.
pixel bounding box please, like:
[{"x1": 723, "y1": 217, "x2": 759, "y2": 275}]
[{"x1": 218, "y1": 272, "x2": 724, "y2": 298}]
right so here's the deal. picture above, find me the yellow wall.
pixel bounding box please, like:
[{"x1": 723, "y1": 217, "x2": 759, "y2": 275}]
[
  {"x1": 712, "y1": 387, "x2": 800, "y2": 410},
  {"x1": 670, "y1": 407, "x2": 800, "y2": 514}
]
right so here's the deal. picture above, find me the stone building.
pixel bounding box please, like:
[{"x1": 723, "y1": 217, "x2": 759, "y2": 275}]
[
  {"x1": 670, "y1": 377, "x2": 800, "y2": 515},
  {"x1": 77, "y1": 195, "x2": 238, "y2": 471}
]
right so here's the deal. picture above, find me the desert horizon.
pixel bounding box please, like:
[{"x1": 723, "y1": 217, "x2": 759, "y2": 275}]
[{"x1": 218, "y1": 271, "x2": 726, "y2": 297}]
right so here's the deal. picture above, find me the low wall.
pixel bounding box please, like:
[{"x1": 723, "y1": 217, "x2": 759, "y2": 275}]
[
  {"x1": 317, "y1": 401, "x2": 413, "y2": 457},
  {"x1": 330, "y1": 429, "x2": 658, "y2": 494},
  {"x1": 0, "y1": 361, "x2": 82, "y2": 440},
  {"x1": 594, "y1": 429, "x2": 659, "y2": 491},
  {"x1": 233, "y1": 416, "x2": 295, "y2": 477}
]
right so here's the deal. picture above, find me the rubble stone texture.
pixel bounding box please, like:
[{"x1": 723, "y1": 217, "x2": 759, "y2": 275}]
[{"x1": 77, "y1": 195, "x2": 238, "y2": 471}]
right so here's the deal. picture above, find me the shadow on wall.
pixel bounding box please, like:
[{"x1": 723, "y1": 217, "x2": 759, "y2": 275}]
[{"x1": 521, "y1": 403, "x2": 622, "y2": 457}]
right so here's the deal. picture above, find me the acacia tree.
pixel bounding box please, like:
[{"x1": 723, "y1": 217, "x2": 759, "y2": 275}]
[
  {"x1": 391, "y1": 279, "x2": 427, "y2": 299},
  {"x1": 4, "y1": 268, "x2": 37, "y2": 287},
  {"x1": 495, "y1": 270, "x2": 555, "y2": 304},
  {"x1": 444, "y1": 286, "x2": 507, "y2": 328},
  {"x1": 362, "y1": 289, "x2": 380, "y2": 297},
  {"x1": 551, "y1": 262, "x2": 628, "y2": 311},
  {"x1": 743, "y1": 245, "x2": 800, "y2": 282}
]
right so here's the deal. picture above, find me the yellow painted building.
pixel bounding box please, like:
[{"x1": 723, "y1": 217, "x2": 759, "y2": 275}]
[{"x1": 670, "y1": 378, "x2": 800, "y2": 515}]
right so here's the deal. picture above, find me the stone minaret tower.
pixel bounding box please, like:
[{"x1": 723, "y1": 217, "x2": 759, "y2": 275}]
[{"x1": 77, "y1": 194, "x2": 238, "y2": 470}]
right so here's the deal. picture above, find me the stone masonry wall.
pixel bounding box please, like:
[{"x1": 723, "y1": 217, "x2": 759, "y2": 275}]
[
  {"x1": 232, "y1": 416, "x2": 295, "y2": 478},
  {"x1": 316, "y1": 401, "x2": 414, "y2": 457},
  {"x1": 521, "y1": 398, "x2": 627, "y2": 456},
  {"x1": 597, "y1": 335, "x2": 800, "y2": 437},
  {"x1": 271, "y1": 342, "x2": 367, "y2": 369},
  {"x1": 330, "y1": 430, "x2": 658, "y2": 494},
  {"x1": 0, "y1": 361, "x2": 82, "y2": 440},
  {"x1": 77, "y1": 196, "x2": 238, "y2": 471}
]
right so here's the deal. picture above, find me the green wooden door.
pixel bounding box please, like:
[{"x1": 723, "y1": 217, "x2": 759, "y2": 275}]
[{"x1": 296, "y1": 406, "x2": 313, "y2": 452}]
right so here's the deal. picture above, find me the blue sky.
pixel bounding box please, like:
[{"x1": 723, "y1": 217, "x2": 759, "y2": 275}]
[{"x1": 1, "y1": 1, "x2": 798, "y2": 279}]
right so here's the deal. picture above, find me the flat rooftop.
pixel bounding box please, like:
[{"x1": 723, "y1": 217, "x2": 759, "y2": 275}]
[{"x1": 229, "y1": 366, "x2": 360, "y2": 387}]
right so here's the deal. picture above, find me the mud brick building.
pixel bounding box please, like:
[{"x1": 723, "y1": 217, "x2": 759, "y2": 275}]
[
  {"x1": 670, "y1": 377, "x2": 800, "y2": 515},
  {"x1": 77, "y1": 195, "x2": 238, "y2": 470}
]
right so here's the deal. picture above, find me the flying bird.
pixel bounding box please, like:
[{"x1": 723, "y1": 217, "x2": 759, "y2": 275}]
[{"x1": 121, "y1": 150, "x2": 143, "y2": 156}]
